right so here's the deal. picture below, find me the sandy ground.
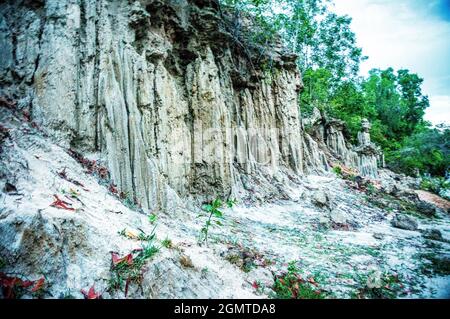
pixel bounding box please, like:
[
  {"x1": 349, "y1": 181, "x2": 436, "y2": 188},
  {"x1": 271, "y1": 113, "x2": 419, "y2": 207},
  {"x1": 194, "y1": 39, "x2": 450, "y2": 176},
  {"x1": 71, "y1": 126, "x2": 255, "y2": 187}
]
[{"x1": 1, "y1": 110, "x2": 449, "y2": 299}]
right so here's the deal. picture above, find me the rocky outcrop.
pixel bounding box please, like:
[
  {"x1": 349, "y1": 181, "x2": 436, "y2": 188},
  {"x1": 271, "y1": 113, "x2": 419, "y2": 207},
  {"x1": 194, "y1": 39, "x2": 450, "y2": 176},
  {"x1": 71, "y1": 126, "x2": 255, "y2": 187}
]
[
  {"x1": 353, "y1": 118, "x2": 383, "y2": 178},
  {"x1": 0, "y1": 0, "x2": 303, "y2": 211},
  {"x1": 302, "y1": 111, "x2": 382, "y2": 178},
  {"x1": 391, "y1": 213, "x2": 418, "y2": 231}
]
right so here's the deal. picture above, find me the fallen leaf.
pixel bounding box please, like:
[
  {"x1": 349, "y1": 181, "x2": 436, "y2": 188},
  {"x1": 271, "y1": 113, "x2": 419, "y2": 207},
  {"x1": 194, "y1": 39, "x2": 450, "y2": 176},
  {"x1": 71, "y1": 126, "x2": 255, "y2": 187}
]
[
  {"x1": 22, "y1": 280, "x2": 34, "y2": 288},
  {"x1": 307, "y1": 277, "x2": 318, "y2": 286},
  {"x1": 125, "y1": 229, "x2": 139, "y2": 239},
  {"x1": 0, "y1": 273, "x2": 22, "y2": 299},
  {"x1": 31, "y1": 277, "x2": 45, "y2": 292},
  {"x1": 50, "y1": 195, "x2": 75, "y2": 211},
  {"x1": 109, "y1": 183, "x2": 118, "y2": 194},
  {"x1": 81, "y1": 285, "x2": 101, "y2": 299},
  {"x1": 111, "y1": 252, "x2": 133, "y2": 266}
]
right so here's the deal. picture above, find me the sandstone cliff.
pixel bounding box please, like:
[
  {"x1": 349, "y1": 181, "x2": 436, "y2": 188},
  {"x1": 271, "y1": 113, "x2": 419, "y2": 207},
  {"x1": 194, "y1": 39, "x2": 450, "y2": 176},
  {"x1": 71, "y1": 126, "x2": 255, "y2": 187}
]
[
  {"x1": 0, "y1": 0, "x2": 304, "y2": 211},
  {"x1": 1, "y1": 0, "x2": 449, "y2": 300}
]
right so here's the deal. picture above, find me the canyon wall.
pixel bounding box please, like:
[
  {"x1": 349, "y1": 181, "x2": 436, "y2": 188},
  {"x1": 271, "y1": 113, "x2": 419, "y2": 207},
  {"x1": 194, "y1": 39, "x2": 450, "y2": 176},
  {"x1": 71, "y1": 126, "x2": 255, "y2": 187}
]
[{"x1": 0, "y1": 0, "x2": 304, "y2": 210}]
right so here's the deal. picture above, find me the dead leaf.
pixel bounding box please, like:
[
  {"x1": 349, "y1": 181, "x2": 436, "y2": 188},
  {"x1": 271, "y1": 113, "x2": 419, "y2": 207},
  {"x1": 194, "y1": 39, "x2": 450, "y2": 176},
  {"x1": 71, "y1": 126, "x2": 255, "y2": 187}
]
[
  {"x1": 50, "y1": 195, "x2": 75, "y2": 211},
  {"x1": 111, "y1": 252, "x2": 133, "y2": 267},
  {"x1": 81, "y1": 285, "x2": 101, "y2": 299},
  {"x1": 31, "y1": 277, "x2": 45, "y2": 292}
]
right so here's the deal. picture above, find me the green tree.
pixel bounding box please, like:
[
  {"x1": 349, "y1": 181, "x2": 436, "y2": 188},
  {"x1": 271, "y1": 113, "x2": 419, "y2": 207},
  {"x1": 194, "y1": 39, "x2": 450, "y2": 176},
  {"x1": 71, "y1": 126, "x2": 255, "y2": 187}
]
[
  {"x1": 389, "y1": 125, "x2": 449, "y2": 176},
  {"x1": 218, "y1": 0, "x2": 444, "y2": 178}
]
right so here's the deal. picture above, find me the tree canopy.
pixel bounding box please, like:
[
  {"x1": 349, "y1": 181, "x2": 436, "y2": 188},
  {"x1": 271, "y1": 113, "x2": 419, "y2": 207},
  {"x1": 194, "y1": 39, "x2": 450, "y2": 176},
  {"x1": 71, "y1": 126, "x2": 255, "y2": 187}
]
[{"x1": 219, "y1": 0, "x2": 448, "y2": 177}]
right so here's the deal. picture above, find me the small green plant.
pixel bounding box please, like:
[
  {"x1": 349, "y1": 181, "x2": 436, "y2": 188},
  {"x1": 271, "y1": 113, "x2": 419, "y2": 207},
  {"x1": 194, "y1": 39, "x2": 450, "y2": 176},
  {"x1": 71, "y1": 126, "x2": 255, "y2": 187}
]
[
  {"x1": 117, "y1": 227, "x2": 156, "y2": 242},
  {"x1": 332, "y1": 166, "x2": 343, "y2": 177},
  {"x1": 242, "y1": 260, "x2": 256, "y2": 273},
  {"x1": 137, "y1": 233, "x2": 151, "y2": 242},
  {"x1": 351, "y1": 271, "x2": 404, "y2": 299},
  {"x1": 366, "y1": 183, "x2": 377, "y2": 196},
  {"x1": 198, "y1": 199, "x2": 224, "y2": 245},
  {"x1": 161, "y1": 237, "x2": 173, "y2": 249},
  {"x1": 226, "y1": 199, "x2": 237, "y2": 208},
  {"x1": 272, "y1": 262, "x2": 327, "y2": 299},
  {"x1": 0, "y1": 257, "x2": 5, "y2": 269},
  {"x1": 108, "y1": 244, "x2": 159, "y2": 296},
  {"x1": 117, "y1": 229, "x2": 128, "y2": 238},
  {"x1": 61, "y1": 290, "x2": 76, "y2": 299},
  {"x1": 198, "y1": 198, "x2": 236, "y2": 245},
  {"x1": 148, "y1": 213, "x2": 158, "y2": 224},
  {"x1": 109, "y1": 223, "x2": 159, "y2": 296}
]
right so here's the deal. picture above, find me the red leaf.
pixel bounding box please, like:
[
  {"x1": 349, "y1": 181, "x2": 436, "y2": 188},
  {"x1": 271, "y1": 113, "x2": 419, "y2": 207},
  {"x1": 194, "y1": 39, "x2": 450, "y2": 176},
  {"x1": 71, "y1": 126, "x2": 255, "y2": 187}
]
[
  {"x1": 0, "y1": 273, "x2": 22, "y2": 288},
  {"x1": 0, "y1": 273, "x2": 23, "y2": 299},
  {"x1": 31, "y1": 277, "x2": 45, "y2": 292},
  {"x1": 307, "y1": 277, "x2": 318, "y2": 286},
  {"x1": 50, "y1": 195, "x2": 75, "y2": 211},
  {"x1": 22, "y1": 280, "x2": 34, "y2": 288},
  {"x1": 111, "y1": 252, "x2": 133, "y2": 266},
  {"x1": 252, "y1": 281, "x2": 259, "y2": 289},
  {"x1": 109, "y1": 183, "x2": 118, "y2": 194},
  {"x1": 81, "y1": 285, "x2": 101, "y2": 299}
]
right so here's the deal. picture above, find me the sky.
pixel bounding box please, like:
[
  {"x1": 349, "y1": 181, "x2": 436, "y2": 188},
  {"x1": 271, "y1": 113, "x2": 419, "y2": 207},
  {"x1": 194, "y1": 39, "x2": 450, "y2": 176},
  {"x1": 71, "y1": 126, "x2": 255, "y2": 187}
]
[{"x1": 332, "y1": 0, "x2": 450, "y2": 125}]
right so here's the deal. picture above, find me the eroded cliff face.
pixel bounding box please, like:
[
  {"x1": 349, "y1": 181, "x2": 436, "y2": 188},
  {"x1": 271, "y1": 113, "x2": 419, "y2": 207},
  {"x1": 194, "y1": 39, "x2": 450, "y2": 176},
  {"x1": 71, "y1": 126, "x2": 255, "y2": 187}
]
[
  {"x1": 302, "y1": 109, "x2": 382, "y2": 179},
  {"x1": 2, "y1": 1, "x2": 449, "y2": 301},
  {"x1": 0, "y1": 0, "x2": 303, "y2": 211}
]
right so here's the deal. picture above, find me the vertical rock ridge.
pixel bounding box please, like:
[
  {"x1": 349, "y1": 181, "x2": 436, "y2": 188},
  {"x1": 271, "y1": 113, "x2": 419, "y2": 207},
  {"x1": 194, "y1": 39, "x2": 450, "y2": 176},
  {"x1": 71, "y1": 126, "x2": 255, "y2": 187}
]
[{"x1": 0, "y1": 0, "x2": 305, "y2": 210}]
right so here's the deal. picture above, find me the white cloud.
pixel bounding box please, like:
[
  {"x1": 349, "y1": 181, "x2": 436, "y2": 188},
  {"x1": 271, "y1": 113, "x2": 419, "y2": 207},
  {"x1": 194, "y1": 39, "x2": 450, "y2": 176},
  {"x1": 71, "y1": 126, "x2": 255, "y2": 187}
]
[
  {"x1": 426, "y1": 95, "x2": 450, "y2": 125},
  {"x1": 332, "y1": 0, "x2": 450, "y2": 125}
]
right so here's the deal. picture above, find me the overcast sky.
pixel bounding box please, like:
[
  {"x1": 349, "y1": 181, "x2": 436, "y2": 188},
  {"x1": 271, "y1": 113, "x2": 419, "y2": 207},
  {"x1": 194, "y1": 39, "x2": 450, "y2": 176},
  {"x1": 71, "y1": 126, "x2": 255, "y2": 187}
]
[{"x1": 332, "y1": 0, "x2": 450, "y2": 125}]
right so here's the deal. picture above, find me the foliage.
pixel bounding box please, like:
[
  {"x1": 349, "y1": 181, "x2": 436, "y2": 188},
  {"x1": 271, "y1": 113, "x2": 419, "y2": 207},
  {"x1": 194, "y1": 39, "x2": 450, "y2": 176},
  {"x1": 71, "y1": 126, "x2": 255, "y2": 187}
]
[
  {"x1": 161, "y1": 237, "x2": 173, "y2": 249},
  {"x1": 332, "y1": 165, "x2": 342, "y2": 177},
  {"x1": 0, "y1": 273, "x2": 48, "y2": 299},
  {"x1": 148, "y1": 213, "x2": 158, "y2": 224},
  {"x1": 389, "y1": 125, "x2": 449, "y2": 177},
  {"x1": 271, "y1": 261, "x2": 326, "y2": 299},
  {"x1": 220, "y1": 0, "x2": 366, "y2": 80},
  {"x1": 420, "y1": 175, "x2": 450, "y2": 198},
  {"x1": 352, "y1": 272, "x2": 404, "y2": 299},
  {"x1": 108, "y1": 245, "x2": 159, "y2": 297},
  {"x1": 218, "y1": 1, "x2": 446, "y2": 179},
  {"x1": 198, "y1": 198, "x2": 236, "y2": 245},
  {"x1": 109, "y1": 226, "x2": 159, "y2": 297}
]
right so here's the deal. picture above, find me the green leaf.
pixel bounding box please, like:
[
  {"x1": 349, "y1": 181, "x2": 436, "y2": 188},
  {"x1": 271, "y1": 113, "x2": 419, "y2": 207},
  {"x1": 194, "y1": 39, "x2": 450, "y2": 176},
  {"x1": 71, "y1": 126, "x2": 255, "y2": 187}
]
[
  {"x1": 148, "y1": 213, "x2": 158, "y2": 224},
  {"x1": 213, "y1": 209, "x2": 223, "y2": 218},
  {"x1": 202, "y1": 204, "x2": 213, "y2": 212}
]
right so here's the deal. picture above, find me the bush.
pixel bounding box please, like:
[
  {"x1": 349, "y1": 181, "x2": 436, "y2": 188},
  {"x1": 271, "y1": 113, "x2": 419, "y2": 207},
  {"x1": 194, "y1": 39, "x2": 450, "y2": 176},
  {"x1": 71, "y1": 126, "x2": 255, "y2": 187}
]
[
  {"x1": 420, "y1": 176, "x2": 450, "y2": 199},
  {"x1": 272, "y1": 262, "x2": 326, "y2": 299}
]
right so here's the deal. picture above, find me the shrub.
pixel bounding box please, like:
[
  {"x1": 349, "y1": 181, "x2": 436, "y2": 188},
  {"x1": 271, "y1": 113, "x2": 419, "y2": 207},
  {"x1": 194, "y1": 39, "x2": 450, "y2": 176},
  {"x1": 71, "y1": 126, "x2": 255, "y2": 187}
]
[
  {"x1": 272, "y1": 262, "x2": 326, "y2": 299},
  {"x1": 420, "y1": 176, "x2": 450, "y2": 199}
]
